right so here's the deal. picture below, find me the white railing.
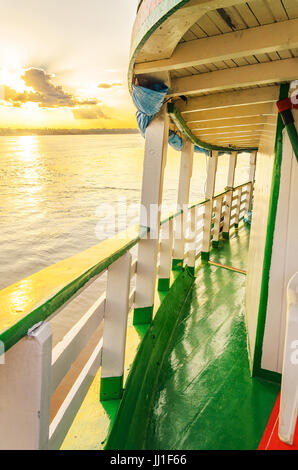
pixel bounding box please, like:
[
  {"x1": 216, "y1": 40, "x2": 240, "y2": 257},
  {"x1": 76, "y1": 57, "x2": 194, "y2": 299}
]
[
  {"x1": 279, "y1": 272, "x2": 298, "y2": 445},
  {"x1": 0, "y1": 104, "x2": 258, "y2": 450}
]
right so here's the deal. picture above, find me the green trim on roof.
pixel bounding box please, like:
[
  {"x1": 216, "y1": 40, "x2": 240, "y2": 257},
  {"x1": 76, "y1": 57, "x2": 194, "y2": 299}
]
[{"x1": 167, "y1": 103, "x2": 258, "y2": 153}]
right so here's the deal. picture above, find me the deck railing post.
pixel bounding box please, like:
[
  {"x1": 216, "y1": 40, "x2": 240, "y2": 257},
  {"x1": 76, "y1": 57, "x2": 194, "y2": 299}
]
[
  {"x1": 158, "y1": 218, "x2": 173, "y2": 291},
  {"x1": 223, "y1": 151, "x2": 237, "y2": 239},
  {"x1": 234, "y1": 187, "x2": 242, "y2": 228},
  {"x1": 185, "y1": 205, "x2": 196, "y2": 275},
  {"x1": 0, "y1": 322, "x2": 52, "y2": 450},
  {"x1": 100, "y1": 251, "x2": 131, "y2": 400},
  {"x1": 245, "y1": 151, "x2": 257, "y2": 215},
  {"x1": 278, "y1": 272, "x2": 298, "y2": 445},
  {"x1": 201, "y1": 150, "x2": 218, "y2": 262},
  {"x1": 212, "y1": 196, "x2": 223, "y2": 248},
  {"x1": 134, "y1": 106, "x2": 169, "y2": 324},
  {"x1": 172, "y1": 140, "x2": 194, "y2": 270}
]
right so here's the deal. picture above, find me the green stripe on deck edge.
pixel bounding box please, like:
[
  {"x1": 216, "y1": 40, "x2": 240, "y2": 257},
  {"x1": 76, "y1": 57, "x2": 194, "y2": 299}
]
[
  {"x1": 133, "y1": 306, "x2": 154, "y2": 325},
  {"x1": 201, "y1": 251, "x2": 210, "y2": 263},
  {"x1": 172, "y1": 258, "x2": 183, "y2": 270},
  {"x1": 105, "y1": 268, "x2": 195, "y2": 450},
  {"x1": 100, "y1": 376, "x2": 123, "y2": 401},
  {"x1": 158, "y1": 278, "x2": 170, "y2": 291}
]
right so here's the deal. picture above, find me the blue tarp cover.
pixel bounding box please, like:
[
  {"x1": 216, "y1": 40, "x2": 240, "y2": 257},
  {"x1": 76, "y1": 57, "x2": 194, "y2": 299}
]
[{"x1": 133, "y1": 83, "x2": 213, "y2": 155}]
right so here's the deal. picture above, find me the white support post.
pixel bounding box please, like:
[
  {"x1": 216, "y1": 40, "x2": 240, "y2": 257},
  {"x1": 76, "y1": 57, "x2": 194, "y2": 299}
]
[
  {"x1": 212, "y1": 196, "x2": 223, "y2": 248},
  {"x1": 100, "y1": 251, "x2": 131, "y2": 401},
  {"x1": 245, "y1": 151, "x2": 257, "y2": 215},
  {"x1": 185, "y1": 205, "x2": 196, "y2": 275},
  {"x1": 172, "y1": 140, "x2": 194, "y2": 270},
  {"x1": 234, "y1": 187, "x2": 242, "y2": 228},
  {"x1": 278, "y1": 273, "x2": 298, "y2": 445},
  {"x1": 134, "y1": 107, "x2": 169, "y2": 325},
  {"x1": 223, "y1": 151, "x2": 237, "y2": 239},
  {"x1": 202, "y1": 151, "x2": 218, "y2": 262},
  {"x1": 158, "y1": 217, "x2": 173, "y2": 291},
  {"x1": 0, "y1": 322, "x2": 52, "y2": 450}
]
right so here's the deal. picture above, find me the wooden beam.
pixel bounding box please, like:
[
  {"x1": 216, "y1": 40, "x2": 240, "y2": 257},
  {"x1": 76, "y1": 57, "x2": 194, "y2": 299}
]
[
  {"x1": 170, "y1": 58, "x2": 298, "y2": 97},
  {"x1": 189, "y1": 116, "x2": 275, "y2": 130},
  {"x1": 185, "y1": 103, "x2": 276, "y2": 123},
  {"x1": 180, "y1": 86, "x2": 279, "y2": 113},
  {"x1": 135, "y1": 18, "x2": 298, "y2": 74},
  {"x1": 191, "y1": 123, "x2": 275, "y2": 134}
]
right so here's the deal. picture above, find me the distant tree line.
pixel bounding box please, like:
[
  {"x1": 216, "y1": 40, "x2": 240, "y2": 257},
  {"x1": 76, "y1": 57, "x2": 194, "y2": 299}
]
[{"x1": 0, "y1": 128, "x2": 139, "y2": 136}]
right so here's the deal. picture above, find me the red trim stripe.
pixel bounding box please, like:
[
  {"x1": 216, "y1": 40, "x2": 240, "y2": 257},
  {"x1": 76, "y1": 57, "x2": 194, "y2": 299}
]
[{"x1": 258, "y1": 393, "x2": 298, "y2": 450}]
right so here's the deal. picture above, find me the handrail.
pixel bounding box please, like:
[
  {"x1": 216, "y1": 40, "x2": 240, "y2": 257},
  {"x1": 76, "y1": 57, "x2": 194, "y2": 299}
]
[
  {"x1": 0, "y1": 225, "x2": 142, "y2": 352},
  {"x1": 0, "y1": 181, "x2": 252, "y2": 352}
]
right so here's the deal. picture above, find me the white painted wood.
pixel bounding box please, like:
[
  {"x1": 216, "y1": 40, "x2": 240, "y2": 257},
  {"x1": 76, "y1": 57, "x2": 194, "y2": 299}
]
[
  {"x1": 185, "y1": 206, "x2": 196, "y2": 268},
  {"x1": 262, "y1": 124, "x2": 298, "y2": 373},
  {"x1": 245, "y1": 151, "x2": 257, "y2": 214},
  {"x1": 213, "y1": 196, "x2": 223, "y2": 242},
  {"x1": 234, "y1": 188, "x2": 242, "y2": 226},
  {"x1": 159, "y1": 218, "x2": 173, "y2": 280},
  {"x1": 101, "y1": 252, "x2": 131, "y2": 379},
  {"x1": 130, "y1": 258, "x2": 137, "y2": 278},
  {"x1": 170, "y1": 58, "x2": 298, "y2": 97},
  {"x1": 181, "y1": 86, "x2": 279, "y2": 114},
  {"x1": 135, "y1": 107, "x2": 169, "y2": 309},
  {"x1": 223, "y1": 151, "x2": 237, "y2": 234},
  {"x1": 202, "y1": 151, "x2": 218, "y2": 253},
  {"x1": 135, "y1": 19, "x2": 298, "y2": 74},
  {"x1": 0, "y1": 322, "x2": 52, "y2": 450},
  {"x1": 279, "y1": 273, "x2": 298, "y2": 445},
  {"x1": 51, "y1": 294, "x2": 105, "y2": 394},
  {"x1": 173, "y1": 140, "x2": 194, "y2": 262},
  {"x1": 49, "y1": 338, "x2": 103, "y2": 450}
]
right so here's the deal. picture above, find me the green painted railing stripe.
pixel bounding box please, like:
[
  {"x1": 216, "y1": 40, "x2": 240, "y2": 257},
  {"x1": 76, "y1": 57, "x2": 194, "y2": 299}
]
[
  {"x1": 252, "y1": 83, "x2": 290, "y2": 381},
  {"x1": 167, "y1": 103, "x2": 258, "y2": 153}
]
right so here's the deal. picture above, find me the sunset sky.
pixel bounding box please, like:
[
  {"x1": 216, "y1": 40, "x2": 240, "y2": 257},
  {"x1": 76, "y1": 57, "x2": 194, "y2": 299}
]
[{"x1": 0, "y1": 0, "x2": 139, "y2": 129}]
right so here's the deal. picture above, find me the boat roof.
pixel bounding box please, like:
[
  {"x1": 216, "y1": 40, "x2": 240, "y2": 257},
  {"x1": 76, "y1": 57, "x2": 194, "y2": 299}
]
[{"x1": 129, "y1": 0, "x2": 298, "y2": 151}]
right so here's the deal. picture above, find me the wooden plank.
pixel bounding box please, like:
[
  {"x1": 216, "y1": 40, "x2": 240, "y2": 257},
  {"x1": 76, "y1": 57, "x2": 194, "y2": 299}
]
[
  {"x1": 135, "y1": 19, "x2": 298, "y2": 74},
  {"x1": 0, "y1": 322, "x2": 52, "y2": 449},
  {"x1": 49, "y1": 338, "x2": 103, "y2": 450},
  {"x1": 101, "y1": 252, "x2": 131, "y2": 380},
  {"x1": 185, "y1": 103, "x2": 275, "y2": 122},
  {"x1": 180, "y1": 86, "x2": 280, "y2": 113},
  {"x1": 170, "y1": 58, "x2": 298, "y2": 97},
  {"x1": 51, "y1": 294, "x2": 105, "y2": 394},
  {"x1": 189, "y1": 116, "x2": 275, "y2": 130}
]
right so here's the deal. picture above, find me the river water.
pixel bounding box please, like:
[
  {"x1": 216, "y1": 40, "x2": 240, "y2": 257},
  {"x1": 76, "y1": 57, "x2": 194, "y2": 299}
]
[{"x1": 0, "y1": 134, "x2": 250, "y2": 291}]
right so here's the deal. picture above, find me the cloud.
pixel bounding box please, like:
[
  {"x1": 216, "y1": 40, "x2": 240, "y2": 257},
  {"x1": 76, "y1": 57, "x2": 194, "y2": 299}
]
[
  {"x1": 1, "y1": 67, "x2": 99, "y2": 109},
  {"x1": 72, "y1": 106, "x2": 110, "y2": 120},
  {"x1": 97, "y1": 82, "x2": 122, "y2": 89}
]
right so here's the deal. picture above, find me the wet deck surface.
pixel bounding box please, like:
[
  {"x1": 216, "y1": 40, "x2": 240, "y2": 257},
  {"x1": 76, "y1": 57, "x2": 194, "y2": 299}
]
[{"x1": 145, "y1": 225, "x2": 280, "y2": 450}]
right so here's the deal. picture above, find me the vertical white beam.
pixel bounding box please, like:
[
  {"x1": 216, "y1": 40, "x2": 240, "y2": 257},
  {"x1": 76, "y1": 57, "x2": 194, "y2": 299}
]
[
  {"x1": 185, "y1": 205, "x2": 196, "y2": 274},
  {"x1": 234, "y1": 187, "x2": 242, "y2": 228},
  {"x1": 202, "y1": 151, "x2": 218, "y2": 261},
  {"x1": 100, "y1": 251, "x2": 131, "y2": 400},
  {"x1": 245, "y1": 150, "x2": 257, "y2": 214},
  {"x1": 0, "y1": 322, "x2": 52, "y2": 450},
  {"x1": 278, "y1": 273, "x2": 298, "y2": 445},
  {"x1": 172, "y1": 140, "x2": 194, "y2": 270},
  {"x1": 223, "y1": 151, "x2": 237, "y2": 238},
  {"x1": 212, "y1": 196, "x2": 223, "y2": 247},
  {"x1": 158, "y1": 217, "x2": 173, "y2": 291},
  {"x1": 134, "y1": 107, "x2": 169, "y2": 324}
]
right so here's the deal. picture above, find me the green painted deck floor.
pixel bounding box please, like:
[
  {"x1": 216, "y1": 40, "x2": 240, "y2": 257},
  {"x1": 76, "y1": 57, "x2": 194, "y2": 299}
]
[{"x1": 145, "y1": 226, "x2": 280, "y2": 450}]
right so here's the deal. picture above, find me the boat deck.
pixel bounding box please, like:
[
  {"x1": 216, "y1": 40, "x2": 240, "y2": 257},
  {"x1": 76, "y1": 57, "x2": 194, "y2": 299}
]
[
  {"x1": 144, "y1": 225, "x2": 280, "y2": 450},
  {"x1": 61, "y1": 224, "x2": 280, "y2": 450}
]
